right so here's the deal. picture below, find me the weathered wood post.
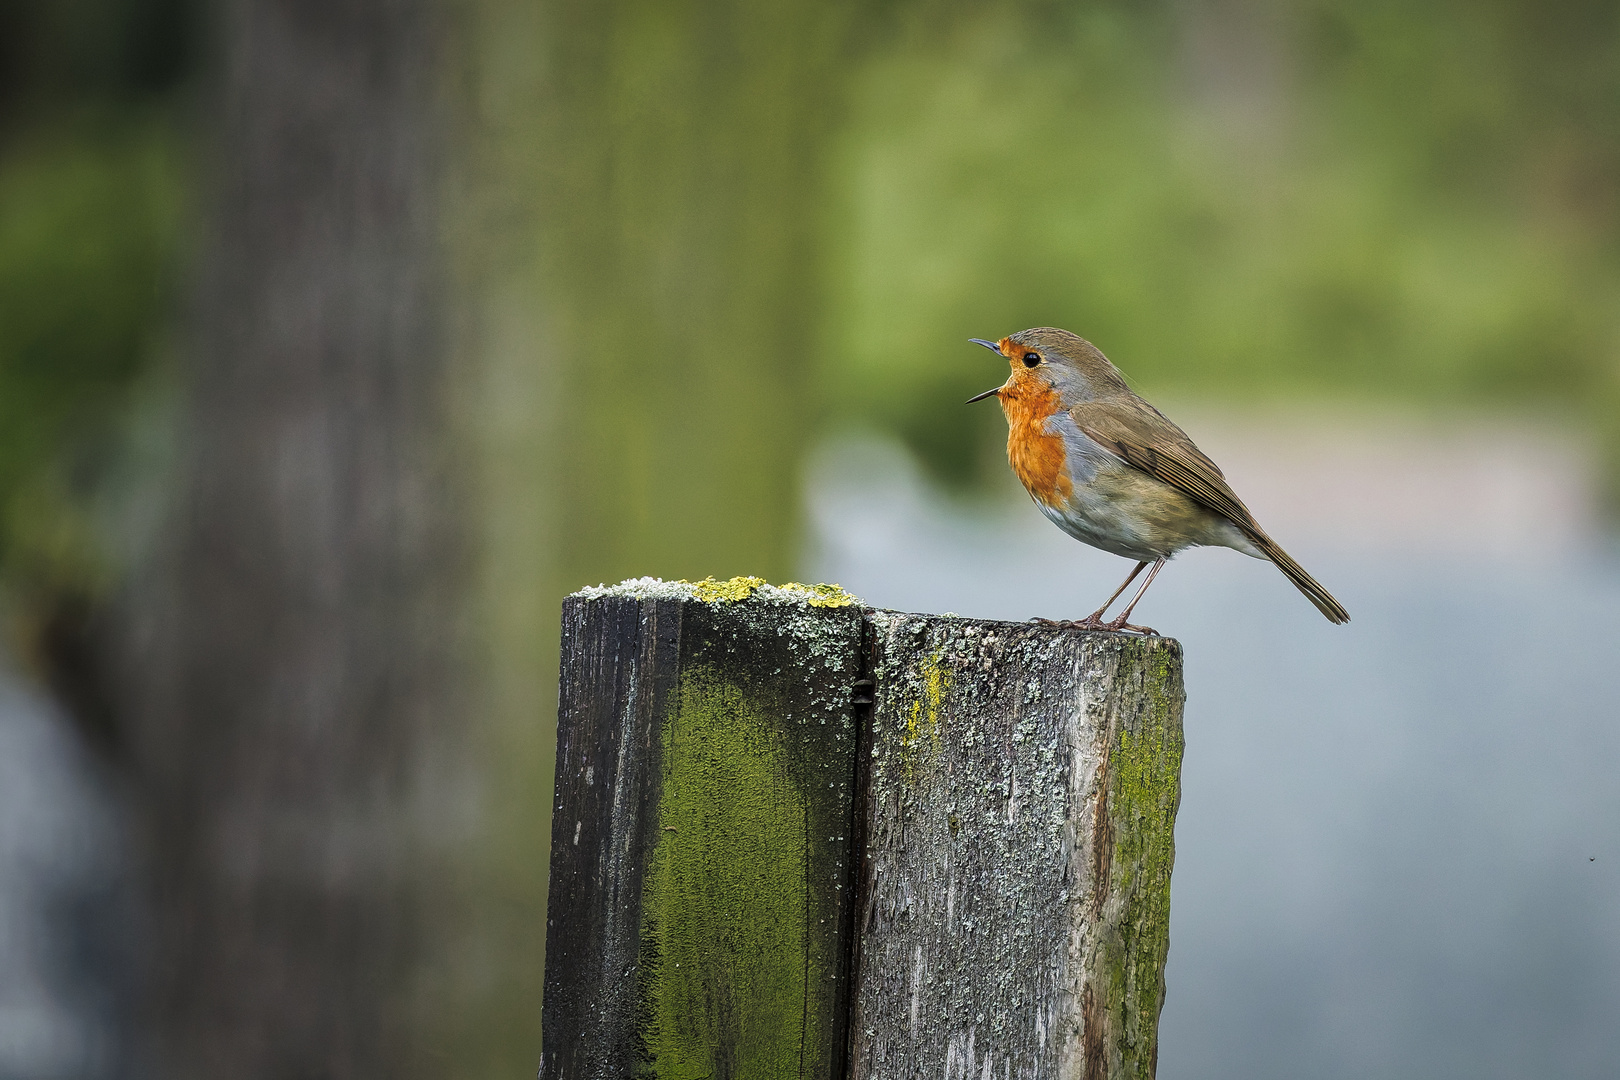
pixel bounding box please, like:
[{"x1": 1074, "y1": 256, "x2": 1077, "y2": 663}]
[
  {"x1": 852, "y1": 612, "x2": 1184, "y2": 1080},
  {"x1": 541, "y1": 577, "x2": 868, "y2": 1077},
  {"x1": 540, "y1": 579, "x2": 1185, "y2": 1080}
]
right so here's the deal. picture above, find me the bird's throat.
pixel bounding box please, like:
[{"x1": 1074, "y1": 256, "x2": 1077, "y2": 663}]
[{"x1": 1002, "y1": 384, "x2": 1072, "y2": 509}]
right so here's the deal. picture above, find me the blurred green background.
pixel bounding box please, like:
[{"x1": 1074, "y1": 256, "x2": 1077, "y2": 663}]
[
  {"x1": 2, "y1": 0, "x2": 1617, "y2": 1075},
  {"x1": 7, "y1": 0, "x2": 1618, "y2": 623}
]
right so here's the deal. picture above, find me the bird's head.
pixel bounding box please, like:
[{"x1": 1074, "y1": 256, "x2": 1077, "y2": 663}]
[{"x1": 966, "y1": 327, "x2": 1128, "y2": 408}]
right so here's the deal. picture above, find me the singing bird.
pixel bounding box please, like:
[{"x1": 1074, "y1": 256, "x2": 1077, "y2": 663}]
[{"x1": 968, "y1": 328, "x2": 1349, "y2": 634}]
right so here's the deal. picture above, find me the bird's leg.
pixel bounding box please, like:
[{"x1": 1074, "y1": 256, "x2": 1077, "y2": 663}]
[
  {"x1": 1033, "y1": 561, "x2": 1147, "y2": 630},
  {"x1": 1081, "y1": 561, "x2": 1148, "y2": 627},
  {"x1": 1105, "y1": 557, "x2": 1166, "y2": 635}
]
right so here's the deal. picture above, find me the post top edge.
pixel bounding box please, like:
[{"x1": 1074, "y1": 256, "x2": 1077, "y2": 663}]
[
  {"x1": 864, "y1": 608, "x2": 1183, "y2": 650},
  {"x1": 569, "y1": 576, "x2": 862, "y2": 609},
  {"x1": 565, "y1": 581, "x2": 1181, "y2": 646}
]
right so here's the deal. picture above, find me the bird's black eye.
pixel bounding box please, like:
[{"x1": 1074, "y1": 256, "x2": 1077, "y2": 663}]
[{"x1": 1022, "y1": 352, "x2": 1041, "y2": 368}]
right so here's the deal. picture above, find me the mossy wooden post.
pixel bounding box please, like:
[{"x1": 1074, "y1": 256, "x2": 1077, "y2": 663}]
[
  {"x1": 540, "y1": 579, "x2": 1184, "y2": 1080},
  {"x1": 850, "y1": 614, "x2": 1185, "y2": 1080},
  {"x1": 540, "y1": 578, "x2": 867, "y2": 1078}
]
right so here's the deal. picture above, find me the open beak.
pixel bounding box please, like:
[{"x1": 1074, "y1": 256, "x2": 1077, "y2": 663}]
[{"x1": 966, "y1": 338, "x2": 1006, "y2": 402}]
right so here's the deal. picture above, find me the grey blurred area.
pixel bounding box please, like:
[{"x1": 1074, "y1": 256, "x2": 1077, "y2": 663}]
[
  {"x1": 0, "y1": 669, "x2": 135, "y2": 1080},
  {"x1": 804, "y1": 432, "x2": 1620, "y2": 1080}
]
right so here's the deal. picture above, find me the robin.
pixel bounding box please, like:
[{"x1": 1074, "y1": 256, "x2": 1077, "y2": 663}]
[{"x1": 968, "y1": 327, "x2": 1349, "y2": 634}]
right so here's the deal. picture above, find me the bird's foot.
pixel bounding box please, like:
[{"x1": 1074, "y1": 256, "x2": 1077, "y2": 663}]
[
  {"x1": 1031, "y1": 612, "x2": 1110, "y2": 631},
  {"x1": 1102, "y1": 617, "x2": 1158, "y2": 636}
]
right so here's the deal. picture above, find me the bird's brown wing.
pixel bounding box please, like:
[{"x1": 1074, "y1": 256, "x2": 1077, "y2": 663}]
[
  {"x1": 1069, "y1": 398, "x2": 1258, "y2": 533},
  {"x1": 1070, "y1": 397, "x2": 1352, "y2": 624}
]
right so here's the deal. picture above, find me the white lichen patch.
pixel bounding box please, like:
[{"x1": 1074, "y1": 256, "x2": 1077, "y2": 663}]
[{"x1": 573, "y1": 576, "x2": 699, "y2": 602}]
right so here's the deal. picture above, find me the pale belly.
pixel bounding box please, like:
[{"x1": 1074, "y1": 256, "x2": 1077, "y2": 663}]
[{"x1": 1035, "y1": 460, "x2": 1262, "y2": 563}]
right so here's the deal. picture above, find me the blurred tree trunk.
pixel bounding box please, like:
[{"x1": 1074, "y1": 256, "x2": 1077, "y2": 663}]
[
  {"x1": 123, "y1": 0, "x2": 461, "y2": 1076},
  {"x1": 118, "y1": 0, "x2": 867, "y2": 1074}
]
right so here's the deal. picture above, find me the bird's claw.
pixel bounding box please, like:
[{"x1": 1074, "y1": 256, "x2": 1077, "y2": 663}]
[
  {"x1": 1103, "y1": 619, "x2": 1158, "y2": 636},
  {"x1": 1031, "y1": 613, "x2": 1122, "y2": 632}
]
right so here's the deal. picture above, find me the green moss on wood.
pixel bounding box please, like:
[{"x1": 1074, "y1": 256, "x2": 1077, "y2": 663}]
[
  {"x1": 637, "y1": 668, "x2": 831, "y2": 1078},
  {"x1": 1102, "y1": 641, "x2": 1185, "y2": 1079}
]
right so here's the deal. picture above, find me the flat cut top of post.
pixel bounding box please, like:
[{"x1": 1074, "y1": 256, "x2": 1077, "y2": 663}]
[{"x1": 573, "y1": 574, "x2": 860, "y2": 608}]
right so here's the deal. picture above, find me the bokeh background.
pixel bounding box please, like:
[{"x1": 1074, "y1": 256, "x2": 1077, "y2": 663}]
[{"x1": 2, "y1": 0, "x2": 1618, "y2": 1077}]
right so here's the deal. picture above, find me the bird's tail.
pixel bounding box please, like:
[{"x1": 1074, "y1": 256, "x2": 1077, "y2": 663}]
[{"x1": 1251, "y1": 533, "x2": 1350, "y2": 624}]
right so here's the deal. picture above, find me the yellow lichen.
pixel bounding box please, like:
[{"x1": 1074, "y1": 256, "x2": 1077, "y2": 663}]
[
  {"x1": 779, "y1": 581, "x2": 859, "y2": 608},
  {"x1": 683, "y1": 575, "x2": 766, "y2": 602},
  {"x1": 680, "y1": 576, "x2": 860, "y2": 607},
  {"x1": 899, "y1": 651, "x2": 948, "y2": 782}
]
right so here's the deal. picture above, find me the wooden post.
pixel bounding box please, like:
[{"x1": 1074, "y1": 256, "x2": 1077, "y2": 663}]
[
  {"x1": 541, "y1": 578, "x2": 868, "y2": 1078},
  {"x1": 541, "y1": 580, "x2": 1185, "y2": 1080},
  {"x1": 851, "y1": 613, "x2": 1184, "y2": 1080}
]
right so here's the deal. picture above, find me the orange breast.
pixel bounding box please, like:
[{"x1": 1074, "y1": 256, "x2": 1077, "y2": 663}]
[{"x1": 1002, "y1": 384, "x2": 1072, "y2": 508}]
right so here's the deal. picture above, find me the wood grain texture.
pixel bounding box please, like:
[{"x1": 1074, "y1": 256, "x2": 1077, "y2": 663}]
[
  {"x1": 541, "y1": 583, "x2": 866, "y2": 1079},
  {"x1": 851, "y1": 615, "x2": 1185, "y2": 1080}
]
